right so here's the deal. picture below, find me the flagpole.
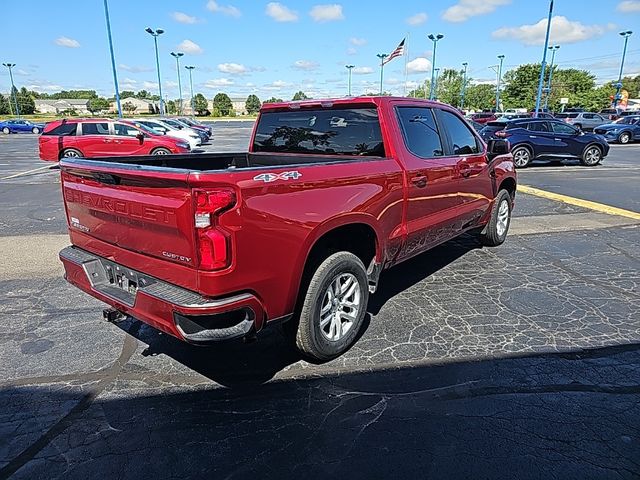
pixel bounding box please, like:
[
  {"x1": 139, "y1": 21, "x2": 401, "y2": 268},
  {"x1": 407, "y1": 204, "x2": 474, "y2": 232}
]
[{"x1": 404, "y1": 32, "x2": 409, "y2": 96}]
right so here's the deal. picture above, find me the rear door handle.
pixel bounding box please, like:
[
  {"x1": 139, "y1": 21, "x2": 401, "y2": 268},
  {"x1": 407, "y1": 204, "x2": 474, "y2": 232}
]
[{"x1": 411, "y1": 175, "x2": 427, "y2": 188}]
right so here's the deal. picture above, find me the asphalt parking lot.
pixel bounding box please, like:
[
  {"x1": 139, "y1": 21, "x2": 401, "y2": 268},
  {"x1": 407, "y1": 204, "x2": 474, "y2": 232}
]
[{"x1": 1, "y1": 124, "x2": 639, "y2": 479}]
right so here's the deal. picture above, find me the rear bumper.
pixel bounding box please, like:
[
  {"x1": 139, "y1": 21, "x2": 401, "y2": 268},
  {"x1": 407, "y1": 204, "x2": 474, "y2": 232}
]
[{"x1": 60, "y1": 246, "x2": 265, "y2": 344}]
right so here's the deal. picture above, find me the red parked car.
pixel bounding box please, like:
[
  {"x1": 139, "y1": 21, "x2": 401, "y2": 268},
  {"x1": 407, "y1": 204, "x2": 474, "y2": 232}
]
[
  {"x1": 470, "y1": 112, "x2": 497, "y2": 124},
  {"x1": 58, "y1": 97, "x2": 516, "y2": 361},
  {"x1": 39, "y1": 118, "x2": 191, "y2": 161}
]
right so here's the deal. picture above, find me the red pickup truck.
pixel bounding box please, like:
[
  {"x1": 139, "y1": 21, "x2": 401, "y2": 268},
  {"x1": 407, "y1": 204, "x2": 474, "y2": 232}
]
[{"x1": 59, "y1": 97, "x2": 516, "y2": 361}]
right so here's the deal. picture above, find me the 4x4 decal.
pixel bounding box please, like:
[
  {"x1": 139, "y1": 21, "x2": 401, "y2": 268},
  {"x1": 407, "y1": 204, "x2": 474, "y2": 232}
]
[{"x1": 253, "y1": 171, "x2": 302, "y2": 183}]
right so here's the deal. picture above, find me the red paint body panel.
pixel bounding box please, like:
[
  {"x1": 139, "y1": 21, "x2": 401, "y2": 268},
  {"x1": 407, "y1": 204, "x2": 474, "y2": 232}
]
[{"x1": 58, "y1": 97, "x2": 516, "y2": 341}]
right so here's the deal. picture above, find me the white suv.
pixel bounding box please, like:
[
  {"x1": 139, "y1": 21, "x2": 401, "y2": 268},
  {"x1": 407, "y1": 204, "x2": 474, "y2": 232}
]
[{"x1": 133, "y1": 119, "x2": 202, "y2": 150}]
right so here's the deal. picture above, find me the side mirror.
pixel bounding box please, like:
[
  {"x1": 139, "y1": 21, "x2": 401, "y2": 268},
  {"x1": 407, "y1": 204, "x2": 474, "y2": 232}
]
[
  {"x1": 136, "y1": 132, "x2": 145, "y2": 141},
  {"x1": 487, "y1": 139, "x2": 510, "y2": 161}
]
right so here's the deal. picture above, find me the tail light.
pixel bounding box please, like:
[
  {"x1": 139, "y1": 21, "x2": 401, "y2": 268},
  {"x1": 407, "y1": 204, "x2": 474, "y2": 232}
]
[
  {"x1": 193, "y1": 189, "x2": 236, "y2": 270},
  {"x1": 495, "y1": 130, "x2": 510, "y2": 138}
]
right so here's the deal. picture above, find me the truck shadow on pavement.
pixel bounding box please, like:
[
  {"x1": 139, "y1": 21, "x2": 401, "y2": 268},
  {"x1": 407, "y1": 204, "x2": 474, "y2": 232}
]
[
  {"x1": 115, "y1": 235, "x2": 481, "y2": 387},
  {"x1": 2, "y1": 343, "x2": 639, "y2": 479}
]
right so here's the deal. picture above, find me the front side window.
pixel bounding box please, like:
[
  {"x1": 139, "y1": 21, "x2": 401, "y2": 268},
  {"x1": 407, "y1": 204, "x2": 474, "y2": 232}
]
[
  {"x1": 551, "y1": 122, "x2": 578, "y2": 134},
  {"x1": 114, "y1": 123, "x2": 141, "y2": 137},
  {"x1": 437, "y1": 109, "x2": 481, "y2": 155},
  {"x1": 253, "y1": 107, "x2": 385, "y2": 157},
  {"x1": 82, "y1": 122, "x2": 110, "y2": 135},
  {"x1": 396, "y1": 107, "x2": 444, "y2": 158}
]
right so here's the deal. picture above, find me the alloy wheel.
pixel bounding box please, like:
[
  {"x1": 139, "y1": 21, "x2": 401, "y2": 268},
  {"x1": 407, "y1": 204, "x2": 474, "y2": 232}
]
[{"x1": 319, "y1": 273, "x2": 361, "y2": 342}]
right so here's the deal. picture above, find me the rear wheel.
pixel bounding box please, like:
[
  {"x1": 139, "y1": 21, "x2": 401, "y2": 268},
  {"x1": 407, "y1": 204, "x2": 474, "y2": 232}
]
[
  {"x1": 1, "y1": 127, "x2": 9, "y2": 134},
  {"x1": 31, "y1": 127, "x2": 40, "y2": 134},
  {"x1": 512, "y1": 145, "x2": 532, "y2": 168},
  {"x1": 581, "y1": 145, "x2": 602, "y2": 166},
  {"x1": 151, "y1": 147, "x2": 171, "y2": 155},
  {"x1": 61, "y1": 148, "x2": 82, "y2": 158},
  {"x1": 618, "y1": 132, "x2": 631, "y2": 144},
  {"x1": 480, "y1": 189, "x2": 512, "y2": 247},
  {"x1": 294, "y1": 252, "x2": 369, "y2": 362}
]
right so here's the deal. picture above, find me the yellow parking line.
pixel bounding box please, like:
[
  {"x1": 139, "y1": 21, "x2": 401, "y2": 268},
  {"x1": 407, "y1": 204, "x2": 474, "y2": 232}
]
[{"x1": 518, "y1": 185, "x2": 640, "y2": 221}]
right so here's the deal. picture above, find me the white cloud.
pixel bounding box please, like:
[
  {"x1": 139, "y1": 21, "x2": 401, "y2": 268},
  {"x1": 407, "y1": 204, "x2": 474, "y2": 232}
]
[
  {"x1": 492, "y1": 16, "x2": 609, "y2": 46},
  {"x1": 617, "y1": 0, "x2": 640, "y2": 12},
  {"x1": 26, "y1": 83, "x2": 63, "y2": 92},
  {"x1": 350, "y1": 37, "x2": 366, "y2": 46},
  {"x1": 119, "y1": 64, "x2": 153, "y2": 73},
  {"x1": 143, "y1": 81, "x2": 159, "y2": 89},
  {"x1": 171, "y1": 12, "x2": 200, "y2": 24},
  {"x1": 177, "y1": 39, "x2": 204, "y2": 54},
  {"x1": 443, "y1": 0, "x2": 510, "y2": 23},
  {"x1": 55, "y1": 36, "x2": 80, "y2": 48},
  {"x1": 292, "y1": 60, "x2": 319, "y2": 71},
  {"x1": 218, "y1": 63, "x2": 249, "y2": 74},
  {"x1": 206, "y1": 0, "x2": 241, "y2": 17},
  {"x1": 203, "y1": 78, "x2": 235, "y2": 88},
  {"x1": 122, "y1": 77, "x2": 138, "y2": 84},
  {"x1": 353, "y1": 66, "x2": 373, "y2": 75},
  {"x1": 166, "y1": 81, "x2": 179, "y2": 88},
  {"x1": 406, "y1": 57, "x2": 432, "y2": 74},
  {"x1": 263, "y1": 80, "x2": 291, "y2": 90},
  {"x1": 310, "y1": 4, "x2": 344, "y2": 22},
  {"x1": 406, "y1": 12, "x2": 427, "y2": 26},
  {"x1": 265, "y1": 2, "x2": 298, "y2": 22},
  {"x1": 346, "y1": 47, "x2": 357, "y2": 55}
]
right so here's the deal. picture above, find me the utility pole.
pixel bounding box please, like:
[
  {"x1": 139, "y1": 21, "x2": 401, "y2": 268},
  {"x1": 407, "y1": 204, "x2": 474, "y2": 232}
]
[
  {"x1": 185, "y1": 65, "x2": 195, "y2": 116},
  {"x1": 534, "y1": 0, "x2": 554, "y2": 117},
  {"x1": 145, "y1": 27, "x2": 165, "y2": 115},
  {"x1": 460, "y1": 62, "x2": 468, "y2": 110},
  {"x1": 2, "y1": 63, "x2": 19, "y2": 117},
  {"x1": 614, "y1": 31, "x2": 633, "y2": 108},
  {"x1": 376, "y1": 54, "x2": 388, "y2": 95},
  {"x1": 171, "y1": 52, "x2": 184, "y2": 115},
  {"x1": 345, "y1": 64, "x2": 355, "y2": 96},
  {"x1": 103, "y1": 0, "x2": 122, "y2": 117},
  {"x1": 496, "y1": 55, "x2": 505, "y2": 113},
  {"x1": 427, "y1": 34, "x2": 444, "y2": 100},
  {"x1": 543, "y1": 45, "x2": 560, "y2": 111}
]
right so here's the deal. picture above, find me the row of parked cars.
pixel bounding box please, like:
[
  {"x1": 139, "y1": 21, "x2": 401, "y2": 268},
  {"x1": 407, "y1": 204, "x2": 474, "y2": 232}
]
[{"x1": 38, "y1": 117, "x2": 212, "y2": 161}]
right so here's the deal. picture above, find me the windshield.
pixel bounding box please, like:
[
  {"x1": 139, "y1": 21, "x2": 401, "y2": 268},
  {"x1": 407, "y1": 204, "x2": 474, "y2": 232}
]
[
  {"x1": 555, "y1": 113, "x2": 579, "y2": 118},
  {"x1": 127, "y1": 122, "x2": 158, "y2": 135},
  {"x1": 617, "y1": 117, "x2": 639, "y2": 125}
]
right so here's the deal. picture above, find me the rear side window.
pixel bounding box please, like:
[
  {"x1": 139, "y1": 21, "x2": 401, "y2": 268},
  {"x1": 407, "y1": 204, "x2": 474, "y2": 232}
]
[
  {"x1": 253, "y1": 107, "x2": 385, "y2": 157},
  {"x1": 528, "y1": 121, "x2": 550, "y2": 132},
  {"x1": 82, "y1": 122, "x2": 110, "y2": 135},
  {"x1": 43, "y1": 122, "x2": 77, "y2": 136},
  {"x1": 396, "y1": 107, "x2": 444, "y2": 158},
  {"x1": 437, "y1": 109, "x2": 481, "y2": 155}
]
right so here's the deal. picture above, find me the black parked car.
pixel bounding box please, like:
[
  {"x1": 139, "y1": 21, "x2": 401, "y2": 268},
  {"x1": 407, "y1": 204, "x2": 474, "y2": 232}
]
[
  {"x1": 594, "y1": 115, "x2": 640, "y2": 144},
  {"x1": 480, "y1": 118, "x2": 610, "y2": 168}
]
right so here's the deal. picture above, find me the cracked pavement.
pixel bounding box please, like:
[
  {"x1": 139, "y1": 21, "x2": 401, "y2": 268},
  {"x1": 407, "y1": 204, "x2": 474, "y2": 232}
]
[{"x1": 0, "y1": 130, "x2": 639, "y2": 479}]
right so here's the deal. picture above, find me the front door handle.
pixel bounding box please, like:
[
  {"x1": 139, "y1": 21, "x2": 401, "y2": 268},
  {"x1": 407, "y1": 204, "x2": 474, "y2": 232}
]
[
  {"x1": 459, "y1": 163, "x2": 472, "y2": 177},
  {"x1": 411, "y1": 175, "x2": 427, "y2": 188}
]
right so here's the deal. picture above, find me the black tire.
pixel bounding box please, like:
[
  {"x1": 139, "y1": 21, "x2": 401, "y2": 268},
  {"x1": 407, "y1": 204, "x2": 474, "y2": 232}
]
[
  {"x1": 294, "y1": 252, "x2": 369, "y2": 362},
  {"x1": 618, "y1": 132, "x2": 631, "y2": 144},
  {"x1": 512, "y1": 145, "x2": 532, "y2": 168},
  {"x1": 480, "y1": 190, "x2": 512, "y2": 247},
  {"x1": 151, "y1": 147, "x2": 171, "y2": 155},
  {"x1": 1, "y1": 127, "x2": 10, "y2": 134},
  {"x1": 581, "y1": 145, "x2": 602, "y2": 166},
  {"x1": 32, "y1": 127, "x2": 40, "y2": 134},
  {"x1": 60, "y1": 148, "x2": 82, "y2": 159}
]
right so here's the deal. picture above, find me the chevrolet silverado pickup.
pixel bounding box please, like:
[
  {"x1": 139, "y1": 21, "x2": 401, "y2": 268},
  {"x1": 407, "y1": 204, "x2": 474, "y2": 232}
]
[{"x1": 59, "y1": 97, "x2": 516, "y2": 361}]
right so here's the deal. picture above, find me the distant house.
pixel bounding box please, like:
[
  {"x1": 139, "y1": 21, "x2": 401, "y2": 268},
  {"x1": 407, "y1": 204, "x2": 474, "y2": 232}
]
[
  {"x1": 110, "y1": 97, "x2": 159, "y2": 114},
  {"x1": 35, "y1": 99, "x2": 91, "y2": 114},
  {"x1": 230, "y1": 97, "x2": 248, "y2": 115}
]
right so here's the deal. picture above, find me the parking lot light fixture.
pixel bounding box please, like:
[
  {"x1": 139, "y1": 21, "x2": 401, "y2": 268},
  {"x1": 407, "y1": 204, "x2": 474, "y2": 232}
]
[
  {"x1": 185, "y1": 65, "x2": 195, "y2": 117},
  {"x1": 145, "y1": 27, "x2": 165, "y2": 115},
  {"x1": 460, "y1": 62, "x2": 468, "y2": 110},
  {"x1": 171, "y1": 52, "x2": 184, "y2": 115},
  {"x1": 534, "y1": 0, "x2": 554, "y2": 117},
  {"x1": 345, "y1": 64, "x2": 355, "y2": 96},
  {"x1": 427, "y1": 34, "x2": 444, "y2": 100},
  {"x1": 614, "y1": 31, "x2": 633, "y2": 108},
  {"x1": 2, "y1": 63, "x2": 19, "y2": 117},
  {"x1": 376, "y1": 54, "x2": 388, "y2": 95},
  {"x1": 496, "y1": 55, "x2": 505, "y2": 112},
  {"x1": 544, "y1": 45, "x2": 560, "y2": 111}
]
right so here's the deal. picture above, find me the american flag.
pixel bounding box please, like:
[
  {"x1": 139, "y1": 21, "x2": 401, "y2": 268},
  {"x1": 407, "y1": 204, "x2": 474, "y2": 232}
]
[{"x1": 384, "y1": 38, "x2": 405, "y2": 64}]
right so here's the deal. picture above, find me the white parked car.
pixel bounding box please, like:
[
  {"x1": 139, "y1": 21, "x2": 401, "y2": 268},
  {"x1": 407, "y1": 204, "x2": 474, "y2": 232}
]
[{"x1": 133, "y1": 118, "x2": 202, "y2": 150}]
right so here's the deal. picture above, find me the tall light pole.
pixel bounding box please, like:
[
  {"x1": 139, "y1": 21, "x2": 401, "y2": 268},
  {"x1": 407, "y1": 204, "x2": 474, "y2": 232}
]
[
  {"x1": 496, "y1": 54, "x2": 505, "y2": 112},
  {"x1": 103, "y1": 0, "x2": 122, "y2": 118},
  {"x1": 427, "y1": 33, "x2": 444, "y2": 100},
  {"x1": 434, "y1": 68, "x2": 440, "y2": 100},
  {"x1": 460, "y1": 62, "x2": 468, "y2": 111},
  {"x1": 185, "y1": 65, "x2": 195, "y2": 116},
  {"x1": 376, "y1": 54, "x2": 388, "y2": 95},
  {"x1": 2, "y1": 63, "x2": 19, "y2": 117},
  {"x1": 544, "y1": 45, "x2": 560, "y2": 111},
  {"x1": 614, "y1": 30, "x2": 633, "y2": 109},
  {"x1": 534, "y1": 0, "x2": 554, "y2": 117},
  {"x1": 345, "y1": 64, "x2": 355, "y2": 96},
  {"x1": 145, "y1": 27, "x2": 165, "y2": 115},
  {"x1": 171, "y1": 51, "x2": 184, "y2": 115}
]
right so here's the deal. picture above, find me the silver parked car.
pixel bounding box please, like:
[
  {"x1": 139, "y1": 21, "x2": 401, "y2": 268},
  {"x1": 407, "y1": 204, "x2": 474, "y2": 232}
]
[{"x1": 555, "y1": 112, "x2": 607, "y2": 131}]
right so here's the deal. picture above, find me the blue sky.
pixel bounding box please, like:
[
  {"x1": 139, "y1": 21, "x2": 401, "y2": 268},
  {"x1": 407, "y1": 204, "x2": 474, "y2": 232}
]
[{"x1": 2, "y1": 0, "x2": 640, "y2": 100}]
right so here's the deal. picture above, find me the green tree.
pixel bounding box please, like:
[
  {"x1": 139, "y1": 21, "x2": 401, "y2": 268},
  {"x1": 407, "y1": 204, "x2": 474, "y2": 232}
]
[
  {"x1": 465, "y1": 84, "x2": 496, "y2": 111},
  {"x1": 166, "y1": 100, "x2": 177, "y2": 115},
  {"x1": 120, "y1": 90, "x2": 135, "y2": 99},
  {"x1": 192, "y1": 93, "x2": 209, "y2": 115},
  {"x1": 122, "y1": 101, "x2": 137, "y2": 114},
  {"x1": 436, "y1": 68, "x2": 464, "y2": 107},
  {"x1": 292, "y1": 91, "x2": 309, "y2": 101},
  {"x1": 135, "y1": 90, "x2": 151, "y2": 99},
  {"x1": 88, "y1": 97, "x2": 111, "y2": 114},
  {"x1": 245, "y1": 94, "x2": 261, "y2": 114},
  {"x1": 213, "y1": 93, "x2": 233, "y2": 116},
  {"x1": 620, "y1": 74, "x2": 640, "y2": 98},
  {"x1": 263, "y1": 97, "x2": 283, "y2": 103},
  {"x1": 48, "y1": 90, "x2": 98, "y2": 99},
  {"x1": 16, "y1": 87, "x2": 35, "y2": 114},
  {"x1": 0, "y1": 94, "x2": 9, "y2": 115}
]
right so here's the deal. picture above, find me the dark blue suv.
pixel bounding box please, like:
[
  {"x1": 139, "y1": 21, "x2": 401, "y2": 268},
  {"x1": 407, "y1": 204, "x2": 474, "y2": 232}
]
[{"x1": 481, "y1": 118, "x2": 610, "y2": 168}]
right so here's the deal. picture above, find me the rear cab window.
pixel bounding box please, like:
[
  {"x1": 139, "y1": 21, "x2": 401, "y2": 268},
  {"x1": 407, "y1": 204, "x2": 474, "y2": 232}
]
[{"x1": 253, "y1": 107, "x2": 385, "y2": 157}]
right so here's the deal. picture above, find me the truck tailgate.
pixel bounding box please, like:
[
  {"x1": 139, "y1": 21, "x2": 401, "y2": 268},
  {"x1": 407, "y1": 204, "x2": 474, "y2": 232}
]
[{"x1": 61, "y1": 162, "x2": 197, "y2": 268}]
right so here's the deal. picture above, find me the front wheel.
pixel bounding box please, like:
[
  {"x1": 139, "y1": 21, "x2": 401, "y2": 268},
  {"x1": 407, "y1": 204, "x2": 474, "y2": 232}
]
[
  {"x1": 480, "y1": 190, "x2": 512, "y2": 247},
  {"x1": 151, "y1": 147, "x2": 171, "y2": 155},
  {"x1": 618, "y1": 132, "x2": 631, "y2": 144},
  {"x1": 581, "y1": 145, "x2": 602, "y2": 166},
  {"x1": 512, "y1": 146, "x2": 532, "y2": 168},
  {"x1": 1, "y1": 127, "x2": 9, "y2": 134},
  {"x1": 294, "y1": 252, "x2": 369, "y2": 362},
  {"x1": 32, "y1": 127, "x2": 40, "y2": 134},
  {"x1": 61, "y1": 148, "x2": 82, "y2": 158}
]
